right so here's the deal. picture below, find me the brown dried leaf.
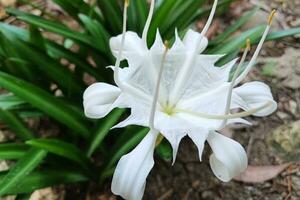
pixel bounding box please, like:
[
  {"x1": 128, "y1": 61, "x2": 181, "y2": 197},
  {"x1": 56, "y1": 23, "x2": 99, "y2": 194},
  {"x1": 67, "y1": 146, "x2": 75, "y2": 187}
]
[{"x1": 234, "y1": 164, "x2": 290, "y2": 183}]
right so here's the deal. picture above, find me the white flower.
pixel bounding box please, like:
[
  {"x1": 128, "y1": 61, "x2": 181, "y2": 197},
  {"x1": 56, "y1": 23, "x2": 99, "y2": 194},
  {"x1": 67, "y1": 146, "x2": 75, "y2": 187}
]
[{"x1": 83, "y1": 0, "x2": 277, "y2": 199}]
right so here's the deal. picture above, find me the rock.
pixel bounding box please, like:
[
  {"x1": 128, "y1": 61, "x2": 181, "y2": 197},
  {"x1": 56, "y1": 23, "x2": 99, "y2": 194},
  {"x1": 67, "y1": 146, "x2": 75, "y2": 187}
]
[
  {"x1": 261, "y1": 48, "x2": 300, "y2": 89},
  {"x1": 267, "y1": 120, "x2": 300, "y2": 162},
  {"x1": 241, "y1": 9, "x2": 281, "y2": 31},
  {"x1": 0, "y1": 0, "x2": 16, "y2": 7},
  {"x1": 30, "y1": 188, "x2": 65, "y2": 200}
]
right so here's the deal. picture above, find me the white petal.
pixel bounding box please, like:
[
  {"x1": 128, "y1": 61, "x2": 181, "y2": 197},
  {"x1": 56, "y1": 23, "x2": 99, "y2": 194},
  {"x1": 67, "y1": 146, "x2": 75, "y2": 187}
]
[
  {"x1": 83, "y1": 83, "x2": 120, "y2": 119},
  {"x1": 160, "y1": 128, "x2": 186, "y2": 165},
  {"x1": 232, "y1": 81, "x2": 277, "y2": 117},
  {"x1": 188, "y1": 129, "x2": 209, "y2": 161},
  {"x1": 207, "y1": 131, "x2": 247, "y2": 182},
  {"x1": 109, "y1": 31, "x2": 147, "y2": 65},
  {"x1": 179, "y1": 57, "x2": 237, "y2": 99},
  {"x1": 111, "y1": 130, "x2": 158, "y2": 200},
  {"x1": 183, "y1": 29, "x2": 208, "y2": 53}
]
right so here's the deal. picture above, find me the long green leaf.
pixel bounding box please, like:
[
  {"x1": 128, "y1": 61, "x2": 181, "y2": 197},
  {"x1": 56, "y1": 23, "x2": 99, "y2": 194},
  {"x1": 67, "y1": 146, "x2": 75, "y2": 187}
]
[
  {"x1": 0, "y1": 109, "x2": 34, "y2": 140},
  {"x1": 208, "y1": 25, "x2": 265, "y2": 54},
  {"x1": 100, "y1": 128, "x2": 148, "y2": 180},
  {"x1": 0, "y1": 148, "x2": 47, "y2": 196},
  {"x1": 6, "y1": 8, "x2": 96, "y2": 48},
  {"x1": 0, "y1": 169, "x2": 88, "y2": 195},
  {"x1": 79, "y1": 14, "x2": 110, "y2": 53},
  {"x1": 0, "y1": 23, "x2": 101, "y2": 80},
  {"x1": 0, "y1": 143, "x2": 28, "y2": 160},
  {"x1": 0, "y1": 93, "x2": 26, "y2": 110},
  {"x1": 0, "y1": 71, "x2": 90, "y2": 138},
  {"x1": 210, "y1": 6, "x2": 259, "y2": 45},
  {"x1": 265, "y1": 27, "x2": 300, "y2": 41},
  {"x1": 26, "y1": 139, "x2": 93, "y2": 171},
  {"x1": 87, "y1": 109, "x2": 125, "y2": 156},
  {"x1": 97, "y1": 0, "x2": 122, "y2": 34},
  {"x1": 13, "y1": 39, "x2": 85, "y2": 95}
]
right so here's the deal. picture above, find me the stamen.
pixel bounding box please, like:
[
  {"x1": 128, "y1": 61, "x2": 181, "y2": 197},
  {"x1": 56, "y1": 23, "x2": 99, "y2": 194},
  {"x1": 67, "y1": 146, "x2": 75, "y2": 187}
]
[
  {"x1": 222, "y1": 39, "x2": 251, "y2": 127},
  {"x1": 114, "y1": 0, "x2": 129, "y2": 88},
  {"x1": 201, "y1": 0, "x2": 219, "y2": 36},
  {"x1": 168, "y1": 0, "x2": 218, "y2": 105},
  {"x1": 268, "y1": 10, "x2": 276, "y2": 26},
  {"x1": 149, "y1": 41, "x2": 169, "y2": 129},
  {"x1": 177, "y1": 101, "x2": 272, "y2": 120},
  {"x1": 235, "y1": 10, "x2": 276, "y2": 85},
  {"x1": 142, "y1": 0, "x2": 155, "y2": 43}
]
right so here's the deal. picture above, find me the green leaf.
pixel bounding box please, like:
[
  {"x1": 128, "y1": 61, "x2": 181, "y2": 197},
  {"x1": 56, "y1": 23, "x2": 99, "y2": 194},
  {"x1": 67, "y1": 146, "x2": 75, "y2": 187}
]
[
  {"x1": 0, "y1": 109, "x2": 34, "y2": 140},
  {"x1": 26, "y1": 139, "x2": 93, "y2": 171},
  {"x1": 97, "y1": 0, "x2": 122, "y2": 34},
  {"x1": 6, "y1": 8, "x2": 96, "y2": 48},
  {"x1": 0, "y1": 32, "x2": 33, "y2": 80},
  {"x1": 0, "y1": 93, "x2": 26, "y2": 110},
  {"x1": 0, "y1": 169, "x2": 88, "y2": 195},
  {"x1": 12, "y1": 39, "x2": 85, "y2": 95},
  {"x1": 100, "y1": 128, "x2": 148, "y2": 180},
  {"x1": 29, "y1": 25, "x2": 46, "y2": 51},
  {"x1": 0, "y1": 143, "x2": 28, "y2": 160},
  {"x1": 79, "y1": 14, "x2": 110, "y2": 53},
  {"x1": 265, "y1": 27, "x2": 300, "y2": 41},
  {"x1": 127, "y1": 0, "x2": 148, "y2": 33},
  {"x1": 87, "y1": 109, "x2": 125, "y2": 156},
  {"x1": 208, "y1": 25, "x2": 265, "y2": 54},
  {"x1": 155, "y1": 138, "x2": 172, "y2": 161},
  {"x1": 148, "y1": 0, "x2": 177, "y2": 43},
  {"x1": 210, "y1": 6, "x2": 259, "y2": 45},
  {"x1": 0, "y1": 23, "x2": 101, "y2": 80},
  {"x1": 0, "y1": 148, "x2": 47, "y2": 196},
  {"x1": 0, "y1": 71, "x2": 90, "y2": 138},
  {"x1": 47, "y1": 41, "x2": 103, "y2": 80},
  {"x1": 162, "y1": 0, "x2": 205, "y2": 39}
]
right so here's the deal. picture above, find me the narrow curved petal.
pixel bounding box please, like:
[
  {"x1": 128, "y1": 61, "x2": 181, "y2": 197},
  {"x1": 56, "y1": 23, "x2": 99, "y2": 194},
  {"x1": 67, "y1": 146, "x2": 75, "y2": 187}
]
[
  {"x1": 188, "y1": 129, "x2": 209, "y2": 161},
  {"x1": 83, "y1": 83, "x2": 121, "y2": 119},
  {"x1": 111, "y1": 130, "x2": 158, "y2": 200},
  {"x1": 207, "y1": 131, "x2": 247, "y2": 182},
  {"x1": 160, "y1": 129, "x2": 186, "y2": 165},
  {"x1": 109, "y1": 31, "x2": 147, "y2": 65},
  {"x1": 232, "y1": 81, "x2": 277, "y2": 117},
  {"x1": 183, "y1": 29, "x2": 208, "y2": 53}
]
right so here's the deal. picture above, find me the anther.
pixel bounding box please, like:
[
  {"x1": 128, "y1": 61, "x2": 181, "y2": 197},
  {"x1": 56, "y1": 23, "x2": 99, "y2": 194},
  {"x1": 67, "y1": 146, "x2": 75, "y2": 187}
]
[
  {"x1": 246, "y1": 38, "x2": 251, "y2": 50},
  {"x1": 268, "y1": 10, "x2": 276, "y2": 26}
]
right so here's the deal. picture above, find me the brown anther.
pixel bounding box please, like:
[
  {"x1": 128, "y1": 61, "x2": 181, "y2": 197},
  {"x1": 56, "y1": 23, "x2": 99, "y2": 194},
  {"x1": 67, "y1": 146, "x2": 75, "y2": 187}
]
[{"x1": 268, "y1": 10, "x2": 276, "y2": 26}]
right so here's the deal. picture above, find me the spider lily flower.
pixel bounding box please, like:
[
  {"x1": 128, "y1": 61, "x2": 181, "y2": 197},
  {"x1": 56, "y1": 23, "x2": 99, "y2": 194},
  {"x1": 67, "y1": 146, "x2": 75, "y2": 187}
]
[{"x1": 83, "y1": 0, "x2": 277, "y2": 199}]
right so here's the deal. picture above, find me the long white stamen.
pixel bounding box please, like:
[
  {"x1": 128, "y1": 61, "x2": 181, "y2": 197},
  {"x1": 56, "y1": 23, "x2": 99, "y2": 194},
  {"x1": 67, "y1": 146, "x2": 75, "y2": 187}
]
[
  {"x1": 177, "y1": 101, "x2": 272, "y2": 120},
  {"x1": 222, "y1": 39, "x2": 251, "y2": 127},
  {"x1": 201, "y1": 0, "x2": 219, "y2": 36},
  {"x1": 142, "y1": 0, "x2": 155, "y2": 43},
  {"x1": 169, "y1": 0, "x2": 218, "y2": 105},
  {"x1": 114, "y1": 0, "x2": 129, "y2": 88},
  {"x1": 112, "y1": 1, "x2": 152, "y2": 103},
  {"x1": 235, "y1": 10, "x2": 276, "y2": 85},
  {"x1": 149, "y1": 42, "x2": 169, "y2": 129}
]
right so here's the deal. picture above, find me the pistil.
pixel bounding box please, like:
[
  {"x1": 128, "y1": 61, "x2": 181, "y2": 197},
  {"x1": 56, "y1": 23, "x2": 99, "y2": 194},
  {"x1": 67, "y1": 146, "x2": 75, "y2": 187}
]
[
  {"x1": 149, "y1": 41, "x2": 169, "y2": 130},
  {"x1": 169, "y1": 0, "x2": 219, "y2": 106},
  {"x1": 235, "y1": 10, "x2": 276, "y2": 84},
  {"x1": 222, "y1": 39, "x2": 251, "y2": 127}
]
